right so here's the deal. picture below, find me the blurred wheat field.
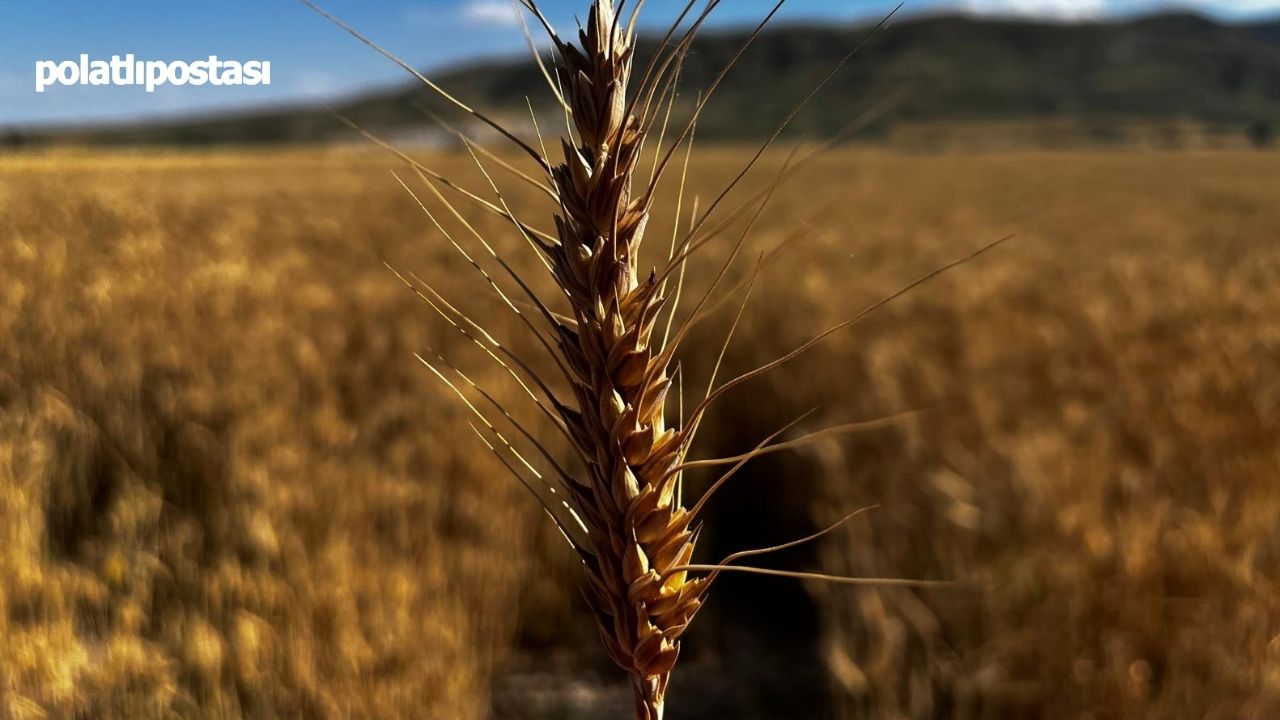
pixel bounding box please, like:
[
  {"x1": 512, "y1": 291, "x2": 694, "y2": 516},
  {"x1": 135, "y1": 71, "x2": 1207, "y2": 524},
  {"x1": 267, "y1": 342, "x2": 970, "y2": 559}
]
[{"x1": 1, "y1": 147, "x2": 1277, "y2": 719}]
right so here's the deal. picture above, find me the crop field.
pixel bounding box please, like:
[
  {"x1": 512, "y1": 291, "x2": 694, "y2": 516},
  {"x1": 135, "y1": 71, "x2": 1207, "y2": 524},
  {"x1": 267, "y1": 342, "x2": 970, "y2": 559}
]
[{"x1": 1, "y1": 147, "x2": 1277, "y2": 719}]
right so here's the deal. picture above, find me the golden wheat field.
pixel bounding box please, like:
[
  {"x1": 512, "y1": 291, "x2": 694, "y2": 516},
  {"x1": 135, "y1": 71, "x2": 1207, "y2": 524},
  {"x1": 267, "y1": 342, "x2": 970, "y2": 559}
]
[{"x1": 1, "y1": 146, "x2": 1277, "y2": 719}]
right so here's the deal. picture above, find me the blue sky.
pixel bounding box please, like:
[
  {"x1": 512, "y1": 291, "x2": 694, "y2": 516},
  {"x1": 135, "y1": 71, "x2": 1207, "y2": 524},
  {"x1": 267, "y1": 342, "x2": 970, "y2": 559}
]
[{"x1": 2, "y1": 0, "x2": 1277, "y2": 126}]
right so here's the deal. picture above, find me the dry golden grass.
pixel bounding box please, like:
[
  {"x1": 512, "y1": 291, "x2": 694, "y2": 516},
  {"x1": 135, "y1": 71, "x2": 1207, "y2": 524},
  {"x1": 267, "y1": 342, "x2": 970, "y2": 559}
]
[{"x1": 1, "y1": 145, "x2": 1277, "y2": 718}]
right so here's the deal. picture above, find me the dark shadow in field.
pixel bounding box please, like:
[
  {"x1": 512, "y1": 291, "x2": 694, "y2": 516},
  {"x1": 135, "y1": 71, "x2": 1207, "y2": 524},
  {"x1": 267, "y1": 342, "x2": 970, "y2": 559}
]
[{"x1": 666, "y1": 396, "x2": 833, "y2": 719}]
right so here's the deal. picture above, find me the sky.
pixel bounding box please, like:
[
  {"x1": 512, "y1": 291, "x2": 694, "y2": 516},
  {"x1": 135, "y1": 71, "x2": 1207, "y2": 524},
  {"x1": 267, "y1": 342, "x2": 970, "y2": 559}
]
[{"x1": 2, "y1": 0, "x2": 1277, "y2": 127}]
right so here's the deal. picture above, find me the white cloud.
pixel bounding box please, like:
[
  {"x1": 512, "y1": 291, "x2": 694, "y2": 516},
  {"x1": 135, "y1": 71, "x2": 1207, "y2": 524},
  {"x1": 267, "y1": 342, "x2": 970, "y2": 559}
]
[
  {"x1": 294, "y1": 70, "x2": 335, "y2": 98},
  {"x1": 460, "y1": 1, "x2": 522, "y2": 27},
  {"x1": 1190, "y1": 0, "x2": 1280, "y2": 10},
  {"x1": 964, "y1": 0, "x2": 1108, "y2": 19}
]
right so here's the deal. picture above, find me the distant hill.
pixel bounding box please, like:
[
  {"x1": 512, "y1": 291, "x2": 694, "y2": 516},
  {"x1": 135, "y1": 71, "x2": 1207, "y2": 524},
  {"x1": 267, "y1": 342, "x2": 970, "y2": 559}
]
[{"x1": 10, "y1": 11, "x2": 1280, "y2": 148}]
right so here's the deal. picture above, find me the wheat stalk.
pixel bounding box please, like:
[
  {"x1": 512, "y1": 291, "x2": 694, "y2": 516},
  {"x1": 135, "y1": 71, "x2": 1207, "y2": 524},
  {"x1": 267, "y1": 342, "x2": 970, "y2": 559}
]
[{"x1": 304, "y1": 0, "x2": 1004, "y2": 716}]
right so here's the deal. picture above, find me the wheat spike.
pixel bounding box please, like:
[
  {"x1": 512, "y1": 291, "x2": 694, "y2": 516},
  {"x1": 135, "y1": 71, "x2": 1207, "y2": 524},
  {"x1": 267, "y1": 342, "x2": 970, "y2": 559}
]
[{"x1": 540, "y1": 3, "x2": 697, "y2": 716}]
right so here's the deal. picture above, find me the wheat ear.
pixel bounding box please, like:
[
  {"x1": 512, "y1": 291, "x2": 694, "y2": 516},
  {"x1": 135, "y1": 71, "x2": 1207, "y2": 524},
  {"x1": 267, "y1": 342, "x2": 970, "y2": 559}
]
[{"x1": 542, "y1": 3, "x2": 698, "y2": 716}]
